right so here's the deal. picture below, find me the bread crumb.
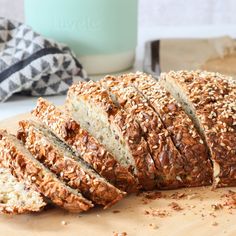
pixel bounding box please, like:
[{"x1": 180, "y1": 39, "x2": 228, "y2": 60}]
[
  {"x1": 149, "y1": 223, "x2": 159, "y2": 229},
  {"x1": 212, "y1": 222, "x2": 218, "y2": 226},
  {"x1": 61, "y1": 221, "x2": 68, "y2": 226},
  {"x1": 145, "y1": 208, "x2": 170, "y2": 218},
  {"x1": 169, "y1": 202, "x2": 183, "y2": 211},
  {"x1": 113, "y1": 232, "x2": 127, "y2": 236},
  {"x1": 143, "y1": 191, "x2": 164, "y2": 200},
  {"x1": 211, "y1": 203, "x2": 223, "y2": 210},
  {"x1": 169, "y1": 192, "x2": 187, "y2": 199},
  {"x1": 222, "y1": 190, "x2": 236, "y2": 209},
  {"x1": 113, "y1": 210, "x2": 120, "y2": 214}
]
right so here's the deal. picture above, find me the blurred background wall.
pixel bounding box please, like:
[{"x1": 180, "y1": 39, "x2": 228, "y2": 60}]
[{"x1": 0, "y1": 0, "x2": 236, "y2": 26}]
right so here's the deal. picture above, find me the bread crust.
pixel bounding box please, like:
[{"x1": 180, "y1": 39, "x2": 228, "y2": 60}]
[
  {"x1": 0, "y1": 130, "x2": 93, "y2": 212},
  {"x1": 118, "y1": 72, "x2": 213, "y2": 187},
  {"x1": 32, "y1": 98, "x2": 138, "y2": 193},
  {"x1": 18, "y1": 120, "x2": 125, "y2": 209},
  {"x1": 0, "y1": 204, "x2": 42, "y2": 215},
  {"x1": 67, "y1": 82, "x2": 157, "y2": 190},
  {"x1": 160, "y1": 70, "x2": 236, "y2": 187},
  {"x1": 101, "y1": 76, "x2": 196, "y2": 189}
]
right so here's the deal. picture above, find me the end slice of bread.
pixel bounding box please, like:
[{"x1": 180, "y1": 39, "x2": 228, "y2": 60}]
[
  {"x1": 0, "y1": 166, "x2": 46, "y2": 214},
  {"x1": 32, "y1": 98, "x2": 138, "y2": 193},
  {"x1": 160, "y1": 70, "x2": 236, "y2": 187},
  {"x1": 66, "y1": 82, "x2": 157, "y2": 190},
  {"x1": 0, "y1": 130, "x2": 93, "y2": 212},
  {"x1": 117, "y1": 72, "x2": 213, "y2": 187},
  {"x1": 101, "y1": 75, "x2": 204, "y2": 189},
  {"x1": 18, "y1": 120, "x2": 125, "y2": 209}
]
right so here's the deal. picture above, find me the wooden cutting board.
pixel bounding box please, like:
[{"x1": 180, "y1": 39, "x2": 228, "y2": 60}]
[{"x1": 0, "y1": 114, "x2": 236, "y2": 236}]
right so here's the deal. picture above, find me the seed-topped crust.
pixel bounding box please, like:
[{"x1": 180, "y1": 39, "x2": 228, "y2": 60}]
[
  {"x1": 67, "y1": 81, "x2": 157, "y2": 190},
  {"x1": 117, "y1": 72, "x2": 213, "y2": 187},
  {"x1": 0, "y1": 130, "x2": 93, "y2": 212},
  {"x1": 18, "y1": 120, "x2": 125, "y2": 209},
  {"x1": 160, "y1": 70, "x2": 236, "y2": 187},
  {"x1": 32, "y1": 98, "x2": 138, "y2": 193},
  {"x1": 101, "y1": 75, "x2": 192, "y2": 189}
]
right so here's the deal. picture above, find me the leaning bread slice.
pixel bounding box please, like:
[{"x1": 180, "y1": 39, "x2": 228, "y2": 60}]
[
  {"x1": 66, "y1": 81, "x2": 157, "y2": 190},
  {"x1": 18, "y1": 120, "x2": 125, "y2": 208},
  {"x1": 32, "y1": 98, "x2": 138, "y2": 193},
  {"x1": 0, "y1": 129, "x2": 93, "y2": 212},
  {"x1": 101, "y1": 75, "x2": 195, "y2": 189},
  {"x1": 160, "y1": 70, "x2": 236, "y2": 187},
  {"x1": 0, "y1": 166, "x2": 46, "y2": 214},
  {"x1": 117, "y1": 72, "x2": 213, "y2": 187}
]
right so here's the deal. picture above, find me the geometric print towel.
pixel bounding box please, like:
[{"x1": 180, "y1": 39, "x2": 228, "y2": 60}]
[{"x1": 0, "y1": 17, "x2": 89, "y2": 102}]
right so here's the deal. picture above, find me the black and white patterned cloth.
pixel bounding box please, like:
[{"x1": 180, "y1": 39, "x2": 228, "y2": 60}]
[{"x1": 0, "y1": 17, "x2": 88, "y2": 102}]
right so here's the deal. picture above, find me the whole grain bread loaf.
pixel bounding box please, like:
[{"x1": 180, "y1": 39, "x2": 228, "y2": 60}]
[
  {"x1": 0, "y1": 166, "x2": 46, "y2": 214},
  {"x1": 0, "y1": 129, "x2": 93, "y2": 212},
  {"x1": 160, "y1": 70, "x2": 236, "y2": 187},
  {"x1": 101, "y1": 75, "x2": 209, "y2": 189},
  {"x1": 18, "y1": 120, "x2": 125, "y2": 208},
  {"x1": 32, "y1": 98, "x2": 138, "y2": 193},
  {"x1": 66, "y1": 81, "x2": 157, "y2": 190},
  {"x1": 115, "y1": 72, "x2": 213, "y2": 187}
]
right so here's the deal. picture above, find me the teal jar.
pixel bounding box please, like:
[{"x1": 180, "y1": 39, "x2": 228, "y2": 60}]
[{"x1": 24, "y1": 0, "x2": 138, "y2": 75}]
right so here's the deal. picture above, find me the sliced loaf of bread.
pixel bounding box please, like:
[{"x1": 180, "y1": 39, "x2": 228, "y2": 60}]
[
  {"x1": 66, "y1": 81, "x2": 157, "y2": 190},
  {"x1": 32, "y1": 98, "x2": 138, "y2": 193},
  {"x1": 18, "y1": 120, "x2": 125, "y2": 208},
  {"x1": 0, "y1": 129, "x2": 93, "y2": 212},
  {"x1": 0, "y1": 166, "x2": 46, "y2": 214},
  {"x1": 160, "y1": 70, "x2": 236, "y2": 187},
  {"x1": 116, "y1": 72, "x2": 213, "y2": 187},
  {"x1": 101, "y1": 75, "x2": 199, "y2": 189}
]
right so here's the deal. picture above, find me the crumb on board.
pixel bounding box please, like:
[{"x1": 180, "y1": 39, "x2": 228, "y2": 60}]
[
  {"x1": 222, "y1": 190, "x2": 236, "y2": 209},
  {"x1": 113, "y1": 210, "x2": 121, "y2": 214},
  {"x1": 113, "y1": 232, "x2": 127, "y2": 236},
  {"x1": 212, "y1": 222, "x2": 219, "y2": 226},
  {"x1": 61, "y1": 220, "x2": 68, "y2": 226},
  {"x1": 211, "y1": 203, "x2": 223, "y2": 210},
  {"x1": 139, "y1": 189, "x2": 236, "y2": 220},
  {"x1": 145, "y1": 208, "x2": 171, "y2": 218},
  {"x1": 168, "y1": 202, "x2": 183, "y2": 211},
  {"x1": 149, "y1": 223, "x2": 159, "y2": 229},
  {"x1": 169, "y1": 192, "x2": 187, "y2": 200},
  {"x1": 142, "y1": 191, "x2": 164, "y2": 200}
]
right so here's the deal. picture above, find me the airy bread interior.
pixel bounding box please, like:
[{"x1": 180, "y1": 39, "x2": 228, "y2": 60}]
[
  {"x1": 0, "y1": 166, "x2": 45, "y2": 213},
  {"x1": 67, "y1": 95, "x2": 136, "y2": 173},
  {"x1": 160, "y1": 74, "x2": 205, "y2": 140}
]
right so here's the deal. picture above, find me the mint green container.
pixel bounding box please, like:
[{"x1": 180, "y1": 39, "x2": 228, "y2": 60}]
[{"x1": 24, "y1": 0, "x2": 138, "y2": 75}]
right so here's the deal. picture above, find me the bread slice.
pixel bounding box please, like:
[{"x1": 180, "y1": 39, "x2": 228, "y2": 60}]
[
  {"x1": 0, "y1": 129, "x2": 93, "y2": 212},
  {"x1": 101, "y1": 75, "x2": 200, "y2": 189},
  {"x1": 32, "y1": 98, "x2": 138, "y2": 193},
  {"x1": 66, "y1": 81, "x2": 157, "y2": 190},
  {"x1": 18, "y1": 120, "x2": 125, "y2": 208},
  {"x1": 0, "y1": 166, "x2": 46, "y2": 214},
  {"x1": 160, "y1": 70, "x2": 236, "y2": 187},
  {"x1": 116, "y1": 72, "x2": 213, "y2": 187}
]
